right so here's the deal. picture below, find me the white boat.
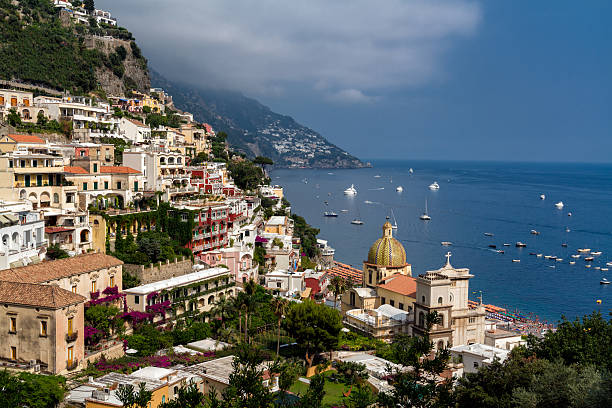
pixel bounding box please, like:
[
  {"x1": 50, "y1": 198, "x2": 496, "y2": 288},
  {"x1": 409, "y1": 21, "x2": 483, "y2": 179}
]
[
  {"x1": 323, "y1": 211, "x2": 338, "y2": 217},
  {"x1": 584, "y1": 257, "x2": 594, "y2": 262},
  {"x1": 441, "y1": 241, "x2": 453, "y2": 246},
  {"x1": 606, "y1": 262, "x2": 612, "y2": 267},
  {"x1": 567, "y1": 212, "x2": 572, "y2": 216},
  {"x1": 600, "y1": 278, "x2": 610, "y2": 285},
  {"x1": 537, "y1": 254, "x2": 543, "y2": 257},
  {"x1": 409, "y1": 168, "x2": 414, "y2": 174},
  {"x1": 571, "y1": 254, "x2": 581, "y2": 259},
  {"x1": 556, "y1": 258, "x2": 563, "y2": 262},
  {"x1": 577, "y1": 248, "x2": 591, "y2": 253},
  {"x1": 420, "y1": 200, "x2": 431, "y2": 221},
  {"x1": 484, "y1": 232, "x2": 494, "y2": 237},
  {"x1": 591, "y1": 251, "x2": 602, "y2": 256},
  {"x1": 585, "y1": 264, "x2": 592, "y2": 268},
  {"x1": 390, "y1": 209, "x2": 398, "y2": 230},
  {"x1": 569, "y1": 261, "x2": 576, "y2": 265},
  {"x1": 516, "y1": 242, "x2": 527, "y2": 248},
  {"x1": 540, "y1": 194, "x2": 546, "y2": 200},
  {"x1": 530, "y1": 230, "x2": 540, "y2": 235},
  {"x1": 503, "y1": 243, "x2": 511, "y2": 247},
  {"x1": 594, "y1": 266, "x2": 601, "y2": 270},
  {"x1": 340, "y1": 209, "x2": 349, "y2": 213},
  {"x1": 374, "y1": 175, "x2": 381, "y2": 178},
  {"x1": 512, "y1": 259, "x2": 521, "y2": 263},
  {"x1": 344, "y1": 184, "x2": 357, "y2": 195},
  {"x1": 555, "y1": 201, "x2": 564, "y2": 209},
  {"x1": 601, "y1": 268, "x2": 609, "y2": 271},
  {"x1": 364, "y1": 200, "x2": 373, "y2": 204},
  {"x1": 396, "y1": 186, "x2": 403, "y2": 192},
  {"x1": 429, "y1": 181, "x2": 440, "y2": 191},
  {"x1": 351, "y1": 219, "x2": 364, "y2": 225}
]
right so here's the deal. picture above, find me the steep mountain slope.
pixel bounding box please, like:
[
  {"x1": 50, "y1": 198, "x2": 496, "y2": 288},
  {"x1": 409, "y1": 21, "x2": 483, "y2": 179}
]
[{"x1": 152, "y1": 71, "x2": 366, "y2": 168}]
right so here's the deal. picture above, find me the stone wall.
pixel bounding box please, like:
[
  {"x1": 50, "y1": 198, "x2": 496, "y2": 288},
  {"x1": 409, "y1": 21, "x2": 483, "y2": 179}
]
[{"x1": 124, "y1": 257, "x2": 194, "y2": 285}]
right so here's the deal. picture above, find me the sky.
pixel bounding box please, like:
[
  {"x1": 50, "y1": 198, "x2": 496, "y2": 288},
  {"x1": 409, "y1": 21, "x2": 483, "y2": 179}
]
[{"x1": 100, "y1": 0, "x2": 612, "y2": 162}]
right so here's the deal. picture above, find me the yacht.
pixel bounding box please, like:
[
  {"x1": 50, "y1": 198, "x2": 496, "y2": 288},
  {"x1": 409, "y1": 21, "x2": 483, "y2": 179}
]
[
  {"x1": 396, "y1": 186, "x2": 403, "y2": 192},
  {"x1": 503, "y1": 243, "x2": 511, "y2": 247},
  {"x1": 429, "y1": 181, "x2": 440, "y2": 191},
  {"x1": 323, "y1": 211, "x2": 338, "y2": 217},
  {"x1": 540, "y1": 194, "x2": 546, "y2": 200},
  {"x1": 555, "y1": 201, "x2": 564, "y2": 209},
  {"x1": 344, "y1": 184, "x2": 357, "y2": 195},
  {"x1": 420, "y1": 200, "x2": 431, "y2": 221},
  {"x1": 350, "y1": 219, "x2": 364, "y2": 225},
  {"x1": 537, "y1": 254, "x2": 543, "y2": 257},
  {"x1": 600, "y1": 278, "x2": 610, "y2": 285}
]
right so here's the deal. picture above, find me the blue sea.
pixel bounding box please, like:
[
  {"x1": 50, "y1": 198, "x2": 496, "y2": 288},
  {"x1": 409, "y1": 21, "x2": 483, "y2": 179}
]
[{"x1": 271, "y1": 160, "x2": 612, "y2": 323}]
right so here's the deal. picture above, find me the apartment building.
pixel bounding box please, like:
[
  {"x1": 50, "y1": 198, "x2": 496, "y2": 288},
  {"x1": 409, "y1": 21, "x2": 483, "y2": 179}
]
[
  {"x1": 173, "y1": 203, "x2": 230, "y2": 259},
  {"x1": 0, "y1": 201, "x2": 46, "y2": 270}
]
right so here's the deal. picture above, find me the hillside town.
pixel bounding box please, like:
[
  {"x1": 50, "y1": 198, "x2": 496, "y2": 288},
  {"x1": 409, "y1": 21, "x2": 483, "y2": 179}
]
[{"x1": 0, "y1": 2, "x2": 610, "y2": 408}]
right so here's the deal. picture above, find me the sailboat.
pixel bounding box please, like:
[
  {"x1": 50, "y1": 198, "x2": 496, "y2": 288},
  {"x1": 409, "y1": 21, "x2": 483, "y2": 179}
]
[
  {"x1": 391, "y1": 209, "x2": 398, "y2": 230},
  {"x1": 351, "y1": 205, "x2": 364, "y2": 225},
  {"x1": 420, "y1": 200, "x2": 431, "y2": 220}
]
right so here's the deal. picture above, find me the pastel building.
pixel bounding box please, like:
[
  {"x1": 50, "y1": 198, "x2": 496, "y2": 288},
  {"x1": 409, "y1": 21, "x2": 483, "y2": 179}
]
[{"x1": 0, "y1": 201, "x2": 46, "y2": 270}]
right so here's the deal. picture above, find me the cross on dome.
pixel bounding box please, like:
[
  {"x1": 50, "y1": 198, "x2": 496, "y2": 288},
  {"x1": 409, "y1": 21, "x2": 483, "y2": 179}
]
[{"x1": 445, "y1": 251, "x2": 452, "y2": 267}]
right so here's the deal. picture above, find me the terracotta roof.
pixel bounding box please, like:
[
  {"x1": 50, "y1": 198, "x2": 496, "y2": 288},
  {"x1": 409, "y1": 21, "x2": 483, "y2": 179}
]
[
  {"x1": 45, "y1": 226, "x2": 74, "y2": 234},
  {"x1": 377, "y1": 273, "x2": 417, "y2": 297},
  {"x1": 327, "y1": 261, "x2": 363, "y2": 285},
  {"x1": 100, "y1": 166, "x2": 140, "y2": 174},
  {"x1": 6, "y1": 134, "x2": 45, "y2": 144},
  {"x1": 0, "y1": 253, "x2": 123, "y2": 284},
  {"x1": 64, "y1": 166, "x2": 88, "y2": 174},
  {"x1": 127, "y1": 118, "x2": 148, "y2": 127},
  {"x1": 0, "y1": 281, "x2": 85, "y2": 309}
]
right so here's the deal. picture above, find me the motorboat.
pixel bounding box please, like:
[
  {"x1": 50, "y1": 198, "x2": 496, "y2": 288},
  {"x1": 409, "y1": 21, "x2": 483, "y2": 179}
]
[
  {"x1": 584, "y1": 257, "x2": 594, "y2": 262},
  {"x1": 374, "y1": 175, "x2": 381, "y2": 178},
  {"x1": 497, "y1": 250, "x2": 505, "y2": 254},
  {"x1": 340, "y1": 209, "x2": 349, "y2": 213},
  {"x1": 578, "y1": 248, "x2": 591, "y2": 253},
  {"x1": 396, "y1": 186, "x2": 403, "y2": 192},
  {"x1": 537, "y1": 254, "x2": 543, "y2": 257},
  {"x1": 566, "y1": 227, "x2": 571, "y2": 232},
  {"x1": 323, "y1": 211, "x2": 338, "y2": 217},
  {"x1": 569, "y1": 261, "x2": 576, "y2": 265},
  {"x1": 548, "y1": 265, "x2": 556, "y2": 269},
  {"x1": 441, "y1": 242, "x2": 453, "y2": 246},
  {"x1": 585, "y1": 264, "x2": 592, "y2": 268},
  {"x1": 512, "y1": 259, "x2": 521, "y2": 263},
  {"x1": 540, "y1": 194, "x2": 546, "y2": 200},
  {"x1": 364, "y1": 200, "x2": 374, "y2": 204},
  {"x1": 561, "y1": 243, "x2": 568, "y2": 247},
  {"x1": 594, "y1": 266, "x2": 601, "y2": 270},
  {"x1": 555, "y1": 201, "x2": 564, "y2": 209},
  {"x1": 429, "y1": 181, "x2": 440, "y2": 191},
  {"x1": 550, "y1": 256, "x2": 558, "y2": 260},
  {"x1": 420, "y1": 200, "x2": 431, "y2": 221},
  {"x1": 530, "y1": 230, "x2": 540, "y2": 235},
  {"x1": 606, "y1": 262, "x2": 612, "y2": 267},
  {"x1": 351, "y1": 219, "x2": 364, "y2": 225},
  {"x1": 568, "y1": 212, "x2": 572, "y2": 216},
  {"x1": 484, "y1": 232, "x2": 494, "y2": 237},
  {"x1": 591, "y1": 251, "x2": 603, "y2": 256},
  {"x1": 516, "y1": 242, "x2": 527, "y2": 248},
  {"x1": 344, "y1": 184, "x2": 357, "y2": 195},
  {"x1": 409, "y1": 168, "x2": 414, "y2": 174},
  {"x1": 489, "y1": 244, "x2": 497, "y2": 249},
  {"x1": 556, "y1": 258, "x2": 563, "y2": 262},
  {"x1": 602, "y1": 268, "x2": 609, "y2": 271},
  {"x1": 544, "y1": 255, "x2": 552, "y2": 259},
  {"x1": 529, "y1": 252, "x2": 537, "y2": 255},
  {"x1": 600, "y1": 278, "x2": 610, "y2": 285},
  {"x1": 503, "y1": 243, "x2": 511, "y2": 247},
  {"x1": 571, "y1": 254, "x2": 581, "y2": 259}
]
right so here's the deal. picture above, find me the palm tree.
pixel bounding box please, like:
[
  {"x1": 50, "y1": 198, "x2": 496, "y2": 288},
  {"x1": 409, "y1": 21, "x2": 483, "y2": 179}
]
[
  {"x1": 211, "y1": 295, "x2": 232, "y2": 330},
  {"x1": 330, "y1": 275, "x2": 350, "y2": 310},
  {"x1": 242, "y1": 279, "x2": 257, "y2": 343},
  {"x1": 271, "y1": 296, "x2": 289, "y2": 357},
  {"x1": 232, "y1": 292, "x2": 247, "y2": 342}
]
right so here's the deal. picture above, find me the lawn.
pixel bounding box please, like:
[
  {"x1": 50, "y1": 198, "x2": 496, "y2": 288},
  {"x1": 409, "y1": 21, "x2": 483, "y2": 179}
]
[{"x1": 289, "y1": 370, "x2": 351, "y2": 407}]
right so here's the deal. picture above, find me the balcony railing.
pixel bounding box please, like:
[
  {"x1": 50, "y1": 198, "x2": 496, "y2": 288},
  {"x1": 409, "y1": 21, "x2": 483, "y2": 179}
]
[{"x1": 65, "y1": 331, "x2": 78, "y2": 343}]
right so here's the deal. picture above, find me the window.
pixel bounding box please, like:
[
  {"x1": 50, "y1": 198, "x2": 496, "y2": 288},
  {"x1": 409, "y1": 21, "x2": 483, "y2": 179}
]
[
  {"x1": 350, "y1": 292, "x2": 356, "y2": 306},
  {"x1": 134, "y1": 295, "x2": 140, "y2": 304},
  {"x1": 67, "y1": 346, "x2": 74, "y2": 365},
  {"x1": 83, "y1": 182, "x2": 88, "y2": 191},
  {"x1": 469, "y1": 317, "x2": 476, "y2": 324},
  {"x1": 10, "y1": 346, "x2": 16, "y2": 360},
  {"x1": 399, "y1": 302, "x2": 404, "y2": 310},
  {"x1": 91, "y1": 280, "x2": 97, "y2": 293},
  {"x1": 439, "y1": 315, "x2": 444, "y2": 327},
  {"x1": 32, "y1": 159, "x2": 38, "y2": 167},
  {"x1": 276, "y1": 282, "x2": 281, "y2": 288},
  {"x1": 9, "y1": 317, "x2": 16, "y2": 333},
  {"x1": 93, "y1": 182, "x2": 98, "y2": 190},
  {"x1": 116, "y1": 181, "x2": 122, "y2": 189},
  {"x1": 66, "y1": 194, "x2": 74, "y2": 203},
  {"x1": 389, "y1": 300, "x2": 395, "y2": 307},
  {"x1": 67, "y1": 317, "x2": 73, "y2": 335},
  {"x1": 53, "y1": 193, "x2": 59, "y2": 203},
  {"x1": 368, "y1": 270, "x2": 372, "y2": 284},
  {"x1": 419, "y1": 312, "x2": 425, "y2": 327},
  {"x1": 381, "y1": 297, "x2": 386, "y2": 305},
  {"x1": 104, "y1": 181, "x2": 108, "y2": 189},
  {"x1": 41, "y1": 321, "x2": 47, "y2": 337},
  {"x1": 20, "y1": 160, "x2": 25, "y2": 168},
  {"x1": 438, "y1": 297, "x2": 443, "y2": 305},
  {"x1": 110, "y1": 276, "x2": 115, "y2": 287},
  {"x1": 93, "y1": 163, "x2": 98, "y2": 172},
  {"x1": 72, "y1": 285, "x2": 77, "y2": 294},
  {"x1": 8, "y1": 160, "x2": 12, "y2": 168},
  {"x1": 473, "y1": 362, "x2": 479, "y2": 368},
  {"x1": 133, "y1": 181, "x2": 138, "y2": 192},
  {"x1": 421, "y1": 295, "x2": 426, "y2": 303}
]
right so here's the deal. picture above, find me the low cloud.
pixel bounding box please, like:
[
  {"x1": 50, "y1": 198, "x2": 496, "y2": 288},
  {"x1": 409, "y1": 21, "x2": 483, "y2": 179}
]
[{"x1": 100, "y1": 0, "x2": 481, "y2": 99}]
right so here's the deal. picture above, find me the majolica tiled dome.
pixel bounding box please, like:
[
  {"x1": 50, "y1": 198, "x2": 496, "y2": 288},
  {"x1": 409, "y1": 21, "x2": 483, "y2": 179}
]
[{"x1": 367, "y1": 221, "x2": 407, "y2": 267}]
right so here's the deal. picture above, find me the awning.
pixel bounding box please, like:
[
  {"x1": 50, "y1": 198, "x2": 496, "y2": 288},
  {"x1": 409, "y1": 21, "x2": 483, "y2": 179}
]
[
  {"x1": 0, "y1": 215, "x2": 11, "y2": 226},
  {"x1": 4, "y1": 213, "x2": 19, "y2": 224},
  {"x1": 10, "y1": 260, "x2": 24, "y2": 268},
  {"x1": 29, "y1": 256, "x2": 41, "y2": 264}
]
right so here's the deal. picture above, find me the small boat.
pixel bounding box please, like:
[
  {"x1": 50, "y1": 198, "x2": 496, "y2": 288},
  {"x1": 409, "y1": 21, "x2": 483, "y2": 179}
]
[
  {"x1": 340, "y1": 209, "x2": 349, "y2": 213},
  {"x1": 591, "y1": 251, "x2": 602, "y2": 256},
  {"x1": 530, "y1": 230, "x2": 540, "y2": 235},
  {"x1": 364, "y1": 200, "x2": 374, "y2": 204},
  {"x1": 374, "y1": 175, "x2": 381, "y2": 178},
  {"x1": 396, "y1": 186, "x2": 403, "y2": 192},
  {"x1": 409, "y1": 168, "x2": 414, "y2": 174},
  {"x1": 441, "y1": 241, "x2": 453, "y2": 246},
  {"x1": 327, "y1": 172, "x2": 334, "y2": 175},
  {"x1": 324, "y1": 211, "x2": 338, "y2": 217},
  {"x1": 540, "y1": 194, "x2": 546, "y2": 200},
  {"x1": 503, "y1": 243, "x2": 511, "y2": 247},
  {"x1": 390, "y1": 209, "x2": 398, "y2": 230},
  {"x1": 420, "y1": 200, "x2": 431, "y2": 221},
  {"x1": 578, "y1": 248, "x2": 591, "y2": 253},
  {"x1": 585, "y1": 264, "x2": 592, "y2": 268},
  {"x1": 556, "y1": 258, "x2": 563, "y2": 262},
  {"x1": 497, "y1": 250, "x2": 505, "y2": 254},
  {"x1": 594, "y1": 266, "x2": 601, "y2": 270},
  {"x1": 512, "y1": 259, "x2": 521, "y2": 263},
  {"x1": 550, "y1": 256, "x2": 558, "y2": 260},
  {"x1": 324, "y1": 201, "x2": 328, "y2": 205},
  {"x1": 488, "y1": 244, "x2": 497, "y2": 249},
  {"x1": 429, "y1": 181, "x2": 440, "y2": 191},
  {"x1": 571, "y1": 254, "x2": 581, "y2": 259},
  {"x1": 537, "y1": 254, "x2": 543, "y2": 257},
  {"x1": 561, "y1": 243, "x2": 568, "y2": 247},
  {"x1": 569, "y1": 261, "x2": 576, "y2": 265},
  {"x1": 344, "y1": 184, "x2": 357, "y2": 195},
  {"x1": 606, "y1": 262, "x2": 612, "y2": 267},
  {"x1": 567, "y1": 212, "x2": 572, "y2": 216},
  {"x1": 601, "y1": 268, "x2": 609, "y2": 271},
  {"x1": 585, "y1": 257, "x2": 594, "y2": 262},
  {"x1": 548, "y1": 265, "x2": 556, "y2": 269},
  {"x1": 351, "y1": 219, "x2": 364, "y2": 225},
  {"x1": 484, "y1": 232, "x2": 494, "y2": 237},
  {"x1": 516, "y1": 242, "x2": 527, "y2": 248},
  {"x1": 529, "y1": 252, "x2": 537, "y2": 255},
  {"x1": 555, "y1": 201, "x2": 564, "y2": 209},
  {"x1": 566, "y1": 227, "x2": 571, "y2": 232},
  {"x1": 600, "y1": 278, "x2": 610, "y2": 285}
]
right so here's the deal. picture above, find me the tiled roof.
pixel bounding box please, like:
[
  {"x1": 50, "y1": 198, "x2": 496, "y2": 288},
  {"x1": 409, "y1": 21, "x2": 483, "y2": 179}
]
[
  {"x1": 101, "y1": 166, "x2": 140, "y2": 174},
  {"x1": 377, "y1": 273, "x2": 417, "y2": 297},
  {"x1": 327, "y1": 261, "x2": 363, "y2": 285},
  {"x1": 6, "y1": 134, "x2": 45, "y2": 144},
  {"x1": 64, "y1": 166, "x2": 88, "y2": 174},
  {"x1": 127, "y1": 118, "x2": 148, "y2": 127},
  {"x1": 0, "y1": 253, "x2": 123, "y2": 284},
  {"x1": 0, "y1": 281, "x2": 85, "y2": 309}
]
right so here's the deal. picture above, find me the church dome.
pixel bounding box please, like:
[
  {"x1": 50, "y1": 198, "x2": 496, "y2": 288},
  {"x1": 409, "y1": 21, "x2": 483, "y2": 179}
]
[{"x1": 367, "y1": 221, "x2": 407, "y2": 267}]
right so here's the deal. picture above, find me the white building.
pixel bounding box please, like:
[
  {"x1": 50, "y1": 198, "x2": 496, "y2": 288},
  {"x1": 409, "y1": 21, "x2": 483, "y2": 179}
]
[
  {"x1": 0, "y1": 201, "x2": 46, "y2": 270},
  {"x1": 450, "y1": 343, "x2": 510, "y2": 374},
  {"x1": 345, "y1": 304, "x2": 411, "y2": 340},
  {"x1": 264, "y1": 269, "x2": 305, "y2": 295},
  {"x1": 123, "y1": 149, "x2": 190, "y2": 193},
  {"x1": 119, "y1": 117, "x2": 151, "y2": 144},
  {"x1": 484, "y1": 320, "x2": 526, "y2": 350}
]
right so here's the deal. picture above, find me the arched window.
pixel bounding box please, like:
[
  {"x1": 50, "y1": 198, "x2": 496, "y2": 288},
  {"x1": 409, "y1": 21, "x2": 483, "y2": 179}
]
[
  {"x1": 53, "y1": 193, "x2": 59, "y2": 203},
  {"x1": 437, "y1": 340, "x2": 444, "y2": 350},
  {"x1": 438, "y1": 296, "x2": 443, "y2": 305},
  {"x1": 208, "y1": 295, "x2": 214, "y2": 305},
  {"x1": 419, "y1": 312, "x2": 425, "y2": 327},
  {"x1": 421, "y1": 295, "x2": 426, "y2": 303},
  {"x1": 449, "y1": 293, "x2": 454, "y2": 302}
]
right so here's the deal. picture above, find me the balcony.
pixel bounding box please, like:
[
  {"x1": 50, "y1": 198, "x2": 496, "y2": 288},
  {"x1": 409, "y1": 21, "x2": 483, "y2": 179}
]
[
  {"x1": 66, "y1": 359, "x2": 78, "y2": 371},
  {"x1": 65, "y1": 331, "x2": 78, "y2": 343}
]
